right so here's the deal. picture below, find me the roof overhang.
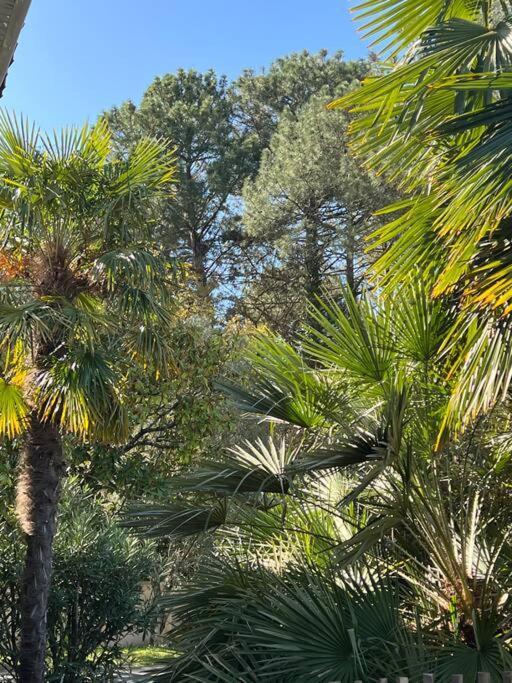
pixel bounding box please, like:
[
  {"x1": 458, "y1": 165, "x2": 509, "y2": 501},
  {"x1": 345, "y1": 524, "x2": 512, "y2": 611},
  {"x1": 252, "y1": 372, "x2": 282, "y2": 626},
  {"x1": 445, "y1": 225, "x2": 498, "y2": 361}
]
[{"x1": 0, "y1": 0, "x2": 31, "y2": 96}]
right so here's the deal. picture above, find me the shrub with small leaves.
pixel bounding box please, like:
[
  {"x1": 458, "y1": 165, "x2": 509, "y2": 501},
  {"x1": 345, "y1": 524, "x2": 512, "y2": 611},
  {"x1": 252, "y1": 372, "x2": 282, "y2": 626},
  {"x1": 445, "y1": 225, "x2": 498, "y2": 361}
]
[{"x1": 0, "y1": 477, "x2": 158, "y2": 682}]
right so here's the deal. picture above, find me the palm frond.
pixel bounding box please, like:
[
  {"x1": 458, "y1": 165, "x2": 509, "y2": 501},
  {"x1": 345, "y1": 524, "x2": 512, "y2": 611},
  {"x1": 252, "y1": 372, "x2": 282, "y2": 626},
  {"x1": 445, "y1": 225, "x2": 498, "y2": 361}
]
[
  {"x1": 304, "y1": 287, "x2": 394, "y2": 386},
  {"x1": 230, "y1": 571, "x2": 408, "y2": 682},
  {"x1": 41, "y1": 118, "x2": 111, "y2": 165},
  {"x1": 109, "y1": 136, "x2": 176, "y2": 195},
  {"x1": 0, "y1": 377, "x2": 28, "y2": 438},
  {"x1": 35, "y1": 347, "x2": 128, "y2": 442},
  {"x1": 393, "y1": 275, "x2": 453, "y2": 364},
  {"x1": 0, "y1": 111, "x2": 39, "y2": 178},
  {"x1": 170, "y1": 437, "x2": 294, "y2": 495},
  {"x1": 115, "y1": 285, "x2": 172, "y2": 330},
  {"x1": 441, "y1": 312, "x2": 512, "y2": 435},
  {"x1": 92, "y1": 249, "x2": 169, "y2": 292},
  {"x1": 0, "y1": 299, "x2": 57, "y2": 349},
  {"x1": 352, "y1": 0, "x2": 481, "y2": 57},
  {"x1": 290, "y1": 427, "x2": 388, "y2": 474},
  {"x1": 122, "y1": 501, "x2": 227, "y2": 538}
]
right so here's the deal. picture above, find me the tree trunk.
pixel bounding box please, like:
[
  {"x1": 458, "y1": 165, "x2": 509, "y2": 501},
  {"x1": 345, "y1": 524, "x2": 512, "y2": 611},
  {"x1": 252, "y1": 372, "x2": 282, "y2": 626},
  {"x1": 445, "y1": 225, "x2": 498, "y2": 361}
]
[
  {"x1": 189, "y1": 227, "x2": 208, "y2": 288},
  {"x1": 345, "y1": 227, "x2": 357, "y2": 296},
  {"x1": 183, "y1": 161, "x2": 209, "y2": 290},
  {"x1": 304, "y1": 217, "x2": 323, "y2": 333},
  {"x1": 17, "y1": 415, "x2": 64, "y2": 683},
  {"x1": 304, "y1": 220, "x2": 322, "y2": 302}
]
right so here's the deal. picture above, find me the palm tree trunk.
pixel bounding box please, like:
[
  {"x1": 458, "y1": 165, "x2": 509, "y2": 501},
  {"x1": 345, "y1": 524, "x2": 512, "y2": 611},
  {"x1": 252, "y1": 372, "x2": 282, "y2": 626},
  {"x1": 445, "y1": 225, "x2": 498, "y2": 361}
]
[{"x1": 16, "y1": 415, "x2": 64, "y2": 683}]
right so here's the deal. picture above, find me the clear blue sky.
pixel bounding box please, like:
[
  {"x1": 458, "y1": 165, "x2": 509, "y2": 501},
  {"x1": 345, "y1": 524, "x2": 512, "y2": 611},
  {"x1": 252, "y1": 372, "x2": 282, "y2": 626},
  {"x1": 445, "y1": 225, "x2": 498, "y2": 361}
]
[{"x1": 1, "y1": 0, "x2": 366, "y2": 132}]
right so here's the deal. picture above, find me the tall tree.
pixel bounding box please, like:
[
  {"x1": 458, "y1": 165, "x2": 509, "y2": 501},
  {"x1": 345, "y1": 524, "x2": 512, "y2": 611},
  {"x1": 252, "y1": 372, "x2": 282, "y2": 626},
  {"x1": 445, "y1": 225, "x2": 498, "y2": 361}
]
[
  {"x1": 106, "y1": 53, "x2": 371, "y2": 307},
  {"x1": 0, "y1": 116, "x2": 175, "y2": 682},
  {"x1": 106, "y1": 70, "x2": 255, "y2": 294},
  {"x1": 233, "y1": 49, "x2": 369, "y2": 151},
  {"x1": 238, "y1": 96, "x2": 388, "y2": 335}
]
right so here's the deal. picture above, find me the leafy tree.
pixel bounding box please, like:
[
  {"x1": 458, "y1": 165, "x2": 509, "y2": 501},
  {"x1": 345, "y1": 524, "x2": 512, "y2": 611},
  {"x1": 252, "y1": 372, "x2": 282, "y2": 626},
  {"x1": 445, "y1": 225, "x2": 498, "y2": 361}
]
[
  {"x1": 0, "y1": 115, "x2": 175, "y2": 682},
  {"x1": 106, "y1": 70, "x2": 255, "y2": 293},
  {"x1": 238, "y1": 95, "x2": 388, "y2": 335},
  {"x1": 69, "y1": 312, "x2": 240, "y2": 500}
]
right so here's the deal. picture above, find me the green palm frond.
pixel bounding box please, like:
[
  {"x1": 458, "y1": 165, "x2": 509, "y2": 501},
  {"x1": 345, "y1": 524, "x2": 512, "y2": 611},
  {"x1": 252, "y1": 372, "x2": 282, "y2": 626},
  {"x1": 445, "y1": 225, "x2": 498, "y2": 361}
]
[
  {"x1": 331, "y1": 19, "x2": 512, "y2": 185},
  {"x1": 0, "y1": 114, "x2": 176, "y2": 245},
  {"x1": 109, "y1": 136, "x2": 176, "y2": 196},
  {"x1": 441, "y1": 313, "x2": 512, "y2": 433},
  {"x1": 41, "y1": 118, "x2": 112, "y2": 165},
  {"x1": 434, "y1": 70, "x2": 512, "y2": 90},
  {"x1": 435, "y1": 640, "x2": 512, "y2": 678},
  {"x1": 177, "y1": 650, "x2": 262, "y2": 683},
  {"x1": 215, "y1": 335, "x2": 338, "y2": 429},
  {"x1": 0, "y1": 112, "x2": 39, "y2": 179},
  {"x1": 232, "y1": 571, "x2": 408, "y2": 682},
  {"x1": 0, "y1": 299, "x2": 57, "y2": 349},
  {"x1": 323, "y1": 3, "x2": 512, "y2": 427},
  {"x1": 122, "y1": 500, "x2": 227, "y2": 538},
  {"x1": 61, "y1": 293, "x2": 110, "y2": 347},
  {"x1": 92, "y1": 249, "x2": 169, "y2": 292},
  {"x1": 216, "y1": 379, "x2": 322, "y2": 428},
  {"x1": 115, "y1": 285, "x2": 173, "y2": 369},
  {"x1": 352, "y1": 0, "x2": 481, "y2": 57},
  {"x1": 123, "y1": 322, "x2": 171, "y2": 371},
  {"x1": 368, "y1": 199, "x2": 443, "y2": 292},
  {"x1": 290, "y1": 426, "x2": 388, "y2": 474},
  {"x1": 170, "y1": 437, "x2": 294, "y2": 495},
  {"x1": 332, "y1": 18, "x2": 507, "y2": 114},
  {"x1": 0, "y1": 295, "x2": 111, "y2": 354},
  {"x1": 116, "y1": 285, "x2": 172, "y2": 324},
  {"x1": 305, "y1": 288, "x2": 394, "y2": 386},
  {"x1": 393, "y1": 275, "x2": 453, "y2": 364}
]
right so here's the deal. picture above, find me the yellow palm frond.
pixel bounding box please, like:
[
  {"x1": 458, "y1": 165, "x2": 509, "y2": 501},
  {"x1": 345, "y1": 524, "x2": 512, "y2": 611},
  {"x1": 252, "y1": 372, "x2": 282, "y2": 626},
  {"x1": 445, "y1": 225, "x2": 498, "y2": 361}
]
[{"x1": 0, "y1": 377, "x2": 28, "y2": 438}]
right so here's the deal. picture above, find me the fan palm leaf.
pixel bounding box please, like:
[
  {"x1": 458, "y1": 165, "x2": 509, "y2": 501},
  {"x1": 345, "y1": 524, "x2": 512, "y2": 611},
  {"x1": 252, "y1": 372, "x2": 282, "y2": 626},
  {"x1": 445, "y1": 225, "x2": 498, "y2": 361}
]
[
  {"x1": 122, "y1": 501, "x2": 228, "y2": 539},
  {"x1": 170, "y1": 437, "x2": 295, "y2": 495}
]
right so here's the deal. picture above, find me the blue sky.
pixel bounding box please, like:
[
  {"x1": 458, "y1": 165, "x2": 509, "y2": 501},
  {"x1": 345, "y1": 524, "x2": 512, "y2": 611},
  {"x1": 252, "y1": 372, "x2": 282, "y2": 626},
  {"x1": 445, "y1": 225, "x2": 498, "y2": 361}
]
[{"x1": 1, "y1": 1, "x2": 366, "y2": 132}]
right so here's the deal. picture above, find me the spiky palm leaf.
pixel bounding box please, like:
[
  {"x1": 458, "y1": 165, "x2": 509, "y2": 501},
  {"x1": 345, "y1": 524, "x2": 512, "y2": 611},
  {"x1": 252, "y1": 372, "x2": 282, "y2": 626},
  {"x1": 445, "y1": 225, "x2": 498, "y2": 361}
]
[
  {"x1": 171, "y1": 437, "x2": 295, "y2": 495},
  {"x1": 122, "y1": 500, "x2": 228, "y2": 539},
  {"x1": 138, "y1": 280, "x2": 512, "y2": 680},
  {"x1": 328, "y1": 0, "x2": 512, "y2": 429}
]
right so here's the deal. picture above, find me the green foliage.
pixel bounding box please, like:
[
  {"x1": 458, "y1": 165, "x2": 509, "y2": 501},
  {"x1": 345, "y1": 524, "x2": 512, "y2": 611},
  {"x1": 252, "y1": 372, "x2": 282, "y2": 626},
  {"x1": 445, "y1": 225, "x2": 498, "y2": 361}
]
[
  {"x1": 155, "y1": 562, "x2": 426, "y2": 682},
  {"x1": 0, "y1": 479, "x2": 158, "y2": 682},
  {"x1": 67, "y1": 314, "x2": 239, "y2": 501},
  {"x1": 234, "y1": 49, "x2": 369, "y2": 148},
  {"x1": 106, "y1": 69, "x2": 254, "y2": 292},
  {"x1": 330, "y1": 0, "x2": 512, "y2": 430},
  {"x1": 239, "y1": 95, "x2": 388, "y2": 334},
  {"x1": 131, "y1": 284, "x2": 512, "y2": 680},
  {"x1": 106, "y1": 51, "x2": 377, "y2": 321}
]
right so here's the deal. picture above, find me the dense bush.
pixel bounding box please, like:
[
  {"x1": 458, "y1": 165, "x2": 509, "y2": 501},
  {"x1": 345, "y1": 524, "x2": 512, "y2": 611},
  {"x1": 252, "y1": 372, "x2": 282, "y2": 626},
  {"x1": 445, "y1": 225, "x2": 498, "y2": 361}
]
[{"x1": 0, "y1": 479, "x2": 158, "y2": 682}]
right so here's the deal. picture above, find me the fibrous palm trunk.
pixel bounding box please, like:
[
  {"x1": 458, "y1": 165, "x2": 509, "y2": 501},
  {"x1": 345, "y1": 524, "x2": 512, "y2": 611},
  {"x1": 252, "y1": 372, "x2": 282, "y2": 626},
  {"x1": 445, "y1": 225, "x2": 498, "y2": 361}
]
[{"x1": 17, "y1": 415, "x2": 64, "y2": 683}]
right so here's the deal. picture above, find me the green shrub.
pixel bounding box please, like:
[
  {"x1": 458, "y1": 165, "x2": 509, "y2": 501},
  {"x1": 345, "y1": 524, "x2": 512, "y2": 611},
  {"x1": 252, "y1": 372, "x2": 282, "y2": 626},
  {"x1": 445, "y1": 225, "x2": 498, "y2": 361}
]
[{"x1": 0, "y1": 479, "x2": 158, "y2": 682}]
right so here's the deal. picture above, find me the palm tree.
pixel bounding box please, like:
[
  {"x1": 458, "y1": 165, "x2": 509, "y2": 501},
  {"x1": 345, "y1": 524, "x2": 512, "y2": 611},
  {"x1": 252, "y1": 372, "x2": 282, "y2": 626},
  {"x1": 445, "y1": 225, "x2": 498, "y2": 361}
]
[
  {"x1": 329, "y1": 0, "x2": 512, "y2": 432},
  {"x1": 0, "y1": 115, "x2": 176, "y2": 682}
]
